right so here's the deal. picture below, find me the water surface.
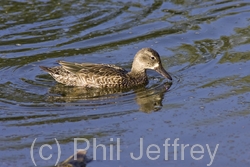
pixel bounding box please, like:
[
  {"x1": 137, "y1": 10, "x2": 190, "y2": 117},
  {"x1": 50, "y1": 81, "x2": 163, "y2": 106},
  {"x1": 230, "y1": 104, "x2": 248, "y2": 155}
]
[{"x1": 0, "y1": 0, "x2": 250, "y2": 166}]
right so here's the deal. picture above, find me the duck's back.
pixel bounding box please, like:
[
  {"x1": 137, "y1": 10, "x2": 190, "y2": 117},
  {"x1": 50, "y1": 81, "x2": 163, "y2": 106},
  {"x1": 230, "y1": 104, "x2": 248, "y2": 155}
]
[{"x1": 41, "y1": 61, "x2": 130, "y2": 88}]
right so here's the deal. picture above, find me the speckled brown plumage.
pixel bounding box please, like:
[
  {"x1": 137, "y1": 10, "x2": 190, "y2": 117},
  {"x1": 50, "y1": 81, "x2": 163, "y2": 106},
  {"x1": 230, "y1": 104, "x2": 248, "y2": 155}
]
[{"x1": 40, "y1": 48, "x2": 172, "y2": 88}]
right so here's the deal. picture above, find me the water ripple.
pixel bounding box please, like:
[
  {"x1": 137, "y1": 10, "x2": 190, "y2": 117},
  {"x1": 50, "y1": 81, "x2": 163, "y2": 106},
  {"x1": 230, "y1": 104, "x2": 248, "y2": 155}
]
[{"x1": 1, "y1": 0, "x2": 250, "y2": 166}]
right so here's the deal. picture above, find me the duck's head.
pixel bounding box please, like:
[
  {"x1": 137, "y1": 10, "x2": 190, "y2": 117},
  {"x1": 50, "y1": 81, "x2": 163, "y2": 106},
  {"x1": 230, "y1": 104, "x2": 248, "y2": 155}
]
[{"x1": 132, "y1": 48, "x2": 172, "y2": 80}]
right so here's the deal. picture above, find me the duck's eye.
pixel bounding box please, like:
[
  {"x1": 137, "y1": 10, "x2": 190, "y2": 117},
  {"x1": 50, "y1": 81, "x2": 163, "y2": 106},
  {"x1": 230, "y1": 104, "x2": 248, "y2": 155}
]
[{"x1": 151, "y1": 57, "x2": 155, "y2": 60}]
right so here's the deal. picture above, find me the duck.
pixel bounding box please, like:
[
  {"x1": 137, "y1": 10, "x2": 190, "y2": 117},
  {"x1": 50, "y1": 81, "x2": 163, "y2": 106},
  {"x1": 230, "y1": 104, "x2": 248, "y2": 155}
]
[{"x1": 40, "y1": 48, "x2": 172, "y2": 88}]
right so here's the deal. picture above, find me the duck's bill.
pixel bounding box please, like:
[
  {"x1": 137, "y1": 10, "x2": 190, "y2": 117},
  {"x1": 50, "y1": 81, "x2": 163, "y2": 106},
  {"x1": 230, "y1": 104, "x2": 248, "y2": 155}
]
[{"x1": 155, "y1": 66, "x2": 172, "y2": 81}]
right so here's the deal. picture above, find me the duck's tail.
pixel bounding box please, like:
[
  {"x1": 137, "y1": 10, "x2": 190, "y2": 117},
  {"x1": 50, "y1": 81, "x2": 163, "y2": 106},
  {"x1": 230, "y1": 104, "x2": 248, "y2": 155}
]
[{"x1": 39, "y1": 66, "x2": 53, "y2": 73}]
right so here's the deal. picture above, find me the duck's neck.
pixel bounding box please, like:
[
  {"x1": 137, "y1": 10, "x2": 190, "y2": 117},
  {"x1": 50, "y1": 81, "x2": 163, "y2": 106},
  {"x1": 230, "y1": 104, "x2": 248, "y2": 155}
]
[{"x1": 128, "y1": 66, "x2": 148, "y2": 84}]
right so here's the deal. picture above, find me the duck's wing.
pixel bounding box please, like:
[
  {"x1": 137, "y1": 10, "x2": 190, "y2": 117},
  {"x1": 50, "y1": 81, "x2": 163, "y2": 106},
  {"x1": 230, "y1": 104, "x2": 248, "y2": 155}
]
[
  {"x1": 58, "y1": 61, "x2": 128, "y2": 76},
  {"x1": 103, "y1": 64, "x2": 127, "y2": 73},
  {"x1": 58, "y1": 61, "x2": 129, "y2": 87}
]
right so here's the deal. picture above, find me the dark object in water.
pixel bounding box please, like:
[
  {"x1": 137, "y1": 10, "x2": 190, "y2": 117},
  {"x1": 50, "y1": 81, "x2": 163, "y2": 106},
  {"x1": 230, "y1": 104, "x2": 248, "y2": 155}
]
[{"x1": 57, "y1": 150, "x2": 92, "y2": 167}]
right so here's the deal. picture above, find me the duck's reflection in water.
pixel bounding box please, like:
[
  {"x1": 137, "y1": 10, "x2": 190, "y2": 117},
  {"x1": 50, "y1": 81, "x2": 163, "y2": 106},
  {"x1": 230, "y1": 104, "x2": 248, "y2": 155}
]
[
  {"x1": 135, "y1": 82, "x2": 171, "y2": 112},
  {"x1": 47, "y1": 82, "x2": 172, "y2": 113}
]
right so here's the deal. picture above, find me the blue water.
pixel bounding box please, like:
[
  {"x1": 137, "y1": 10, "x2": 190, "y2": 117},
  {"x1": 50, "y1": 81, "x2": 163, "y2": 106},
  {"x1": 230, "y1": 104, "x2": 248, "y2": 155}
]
[{"x1": 0, "y1": 0, "x2": 250, "y2": 166}]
